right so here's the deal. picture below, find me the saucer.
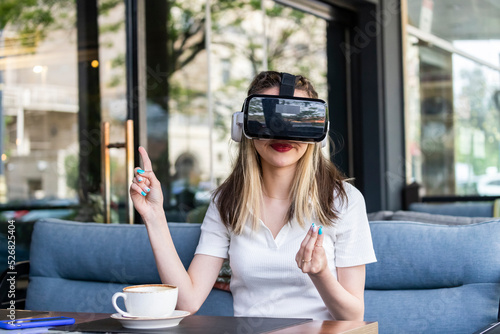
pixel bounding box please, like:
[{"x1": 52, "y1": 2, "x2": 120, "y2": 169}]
[{"x1": 111, "y1": 310, "x2": 190, "y2": 329}]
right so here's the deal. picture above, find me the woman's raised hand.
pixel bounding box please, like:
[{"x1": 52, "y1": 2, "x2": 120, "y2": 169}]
[
  {"x1": 129, "y1": 147, "x2": 164, "y2": 221},
  {"x1": 295, "y1": 224, "x2": 328, "y2": 276}
]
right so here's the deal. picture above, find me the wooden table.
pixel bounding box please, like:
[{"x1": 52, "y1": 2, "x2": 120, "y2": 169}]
[{"x1": 0, "y1": 309, "x2": 377, "y2": 334}]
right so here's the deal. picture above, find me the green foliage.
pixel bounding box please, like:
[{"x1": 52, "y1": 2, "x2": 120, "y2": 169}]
[
  {"x1": 0, "y1": 0, "x2": 36, "y2": 30},
  {"x1": 186, "y1": 204, "x2": 209, "y2": 223},
  {"x1": 169, "y1": 82, "x2": 206, "y2": 115},
  {"x1": 1, "y1": 0, "x2": 121, "y2": 49},
  {"x1": 64, "y1": 154, "x2": 79, "y2": 191},
  {"x1": 249, "y1": 0, "x2": 261, "y2": 10},
  {"x1": 100, "y1": 21, "x2": 123, "y2": 34},
  {"x1": 0, "y1": 0, "x2": 74, "y2": 47},
  {"x1": 266, "y1": 5, "x2": 284, "y2": 17},
  {"x1": 111, "y1": 53, "x2": 125, "y2": 68},
  {"x1": 107, "y1": 74, "x2": 122, "y2": 88},
  {"x1": 455, "y1": 67, "x2": 500, "y2": 178},
  {"x1": 99, "y1": 0, "x2": 122, "y2": 15}
]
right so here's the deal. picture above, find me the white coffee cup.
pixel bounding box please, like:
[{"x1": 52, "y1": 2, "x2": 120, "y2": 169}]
[{"x1": 112, "y1": 284, "x2": 178, "y2": 318}]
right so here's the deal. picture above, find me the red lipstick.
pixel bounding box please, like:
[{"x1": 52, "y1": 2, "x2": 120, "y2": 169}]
[{"x1": 271, "y1": 143, "x2": 293, "y2": 152}]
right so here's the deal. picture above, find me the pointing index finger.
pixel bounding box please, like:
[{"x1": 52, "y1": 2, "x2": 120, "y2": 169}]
[{"x1": 138, "y1": 146, "x2": 153, "y2": 171}]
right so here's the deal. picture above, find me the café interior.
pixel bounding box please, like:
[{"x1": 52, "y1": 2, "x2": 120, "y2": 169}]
[{"x1": 0, "y1": 0, "x2": 499, "y2": 333}]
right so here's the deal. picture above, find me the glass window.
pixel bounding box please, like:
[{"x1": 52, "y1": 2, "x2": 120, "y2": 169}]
[
  {"x1": 0, "y1": 0, "x2": 331, "y2": 234},
  {"x1": 144, "y1": 0, "x2": 328, "y2": 222},
  {"x1": 98, "y1": 1, "x2": 127, "y2": 223},
  {"x1": 0, "y1": 1, "x2": 127, "y2": 269},
  {"x1": 1, "y1": 2, "x2": 79, "y2": 267},
  {"x1": 1, "y1": 3, "x2": 78, "y2": 205},
  {"x1": 405, "y1": 0, "x2": 500, "y2": 196}
]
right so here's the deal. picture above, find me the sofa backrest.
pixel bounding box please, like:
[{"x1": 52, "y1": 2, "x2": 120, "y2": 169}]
[
  {"x1": 368, "y1": 210, "x2": 493, "y2": 225},
  {"x1": 26, "y1": 219, "x2": 233, "y2": 315},
  {"x1": 409, "y1": 202, "x2": 494, "y2": 217},
  {"x1": 27, "y1": 218, "x2": 500, "y2": 332},
  {"x1": 365, "y1": 220, "x2": 500, "y2": 334}
]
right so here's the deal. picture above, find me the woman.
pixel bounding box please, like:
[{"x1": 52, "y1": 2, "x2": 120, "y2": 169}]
[{"x1": 130, "y1": 71, "x2": 376, "y2": 321}]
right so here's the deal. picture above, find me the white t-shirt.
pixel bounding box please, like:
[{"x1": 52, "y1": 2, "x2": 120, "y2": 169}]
[{"x1": 194, "y1": 182, "x2": 377, "y2": 320}]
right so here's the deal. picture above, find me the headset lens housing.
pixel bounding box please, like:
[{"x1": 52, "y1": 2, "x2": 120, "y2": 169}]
[{"x1": 243, "y1": 94, "x2": 328, "y2": 142}]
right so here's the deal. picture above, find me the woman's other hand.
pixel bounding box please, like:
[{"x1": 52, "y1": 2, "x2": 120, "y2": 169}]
[
  {"x1": 295, "y1": 224, "x2": 328, "y2": 276},
  {"x1": 129, "y1": 146, "x2": 164, "y2": 221}
]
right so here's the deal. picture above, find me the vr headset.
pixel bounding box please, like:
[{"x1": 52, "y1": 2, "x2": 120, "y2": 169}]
[{"x1": 231, "y1": 73, "x2": 329, "y2": 146}]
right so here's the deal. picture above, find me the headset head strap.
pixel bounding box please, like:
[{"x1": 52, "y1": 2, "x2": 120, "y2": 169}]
[{"x1": 279, "y1": 72, "x2": 296, "y2": 97}]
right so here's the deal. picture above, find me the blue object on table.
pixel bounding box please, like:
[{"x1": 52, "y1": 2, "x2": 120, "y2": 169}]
[{"x1": 0, "y1": 316, "x2": 75, "y2": 329}]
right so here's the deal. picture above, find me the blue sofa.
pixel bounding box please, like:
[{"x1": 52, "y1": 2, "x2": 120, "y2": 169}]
[
  {"x1": 25, "y1": 218, "x2": 500, "y2": 333},
  {"x1": 25, "y1": 220, "x2": 233, "y2": 316},
  {"x1": 365, "y1": 221, "x2": 500, "y2": 333}
]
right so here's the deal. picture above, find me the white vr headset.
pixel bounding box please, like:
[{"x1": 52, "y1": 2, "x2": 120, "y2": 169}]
[{"x1": 231, "y1": 73, "x2": 329, "y2": 147}]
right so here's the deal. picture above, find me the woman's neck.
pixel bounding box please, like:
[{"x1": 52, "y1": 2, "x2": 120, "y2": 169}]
[{"x1": 261, "y1": 162, "x2": 296, "y2": 200}]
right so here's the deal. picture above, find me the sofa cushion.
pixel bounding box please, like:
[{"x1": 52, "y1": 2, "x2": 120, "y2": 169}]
[
  {"x1": 391, "y1": 210, "x2": 493, "y2": 225},
  {"x1": 365, "y1": 284, "x2": 500, "y2": 334},
  {"x1": 26, "y1": 277, "x2": 232, "y2": 315},
  {"x1": 26, "y1": 219, "x2": 233, "y2": 315},
  {"x1": 28, "y1": 220, "x2": 201, "y2": 283},
  {"x1": 365, "y1": 220, "x2": 500, "y2": 334},
  {"x1": 366, "y1": 221, "x2": 500, "y2": 289}
]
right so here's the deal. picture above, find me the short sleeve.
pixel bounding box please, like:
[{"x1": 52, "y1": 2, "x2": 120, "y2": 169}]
[
  {"x1": 194, "y1": 199, "x2": 230, "y2": 259},
  {"x1": 334, "y1": 183, "x2": 377, "y2": 267}
]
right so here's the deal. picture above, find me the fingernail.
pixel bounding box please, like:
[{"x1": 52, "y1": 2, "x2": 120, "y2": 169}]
[
  {"x1": 137, "y1": 169, "x2": 145, "y2": 174},
  {"x1": 138, "y1": 177, "x2": 142, "y2": 182},
  {"x1": 141, "y1": 191, "x2": 147, "y2": 196},
  {"x1": 146, "y1": 187, "x2": 150, "y2": 192},
  {"x1": 319, "y1": 226, "x2": 323, "y2": 235}
]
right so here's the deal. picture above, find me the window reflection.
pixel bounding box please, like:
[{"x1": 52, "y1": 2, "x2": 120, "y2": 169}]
[
  {"x1": 145, "y1": 0, "x2": 327, "y2": 221},
  {"x1": 0, "y1": 0, "x2": 329, "y2": 223},
  {"x1": 0, "y1": 1, "x2": 126, "y2": 220},
  {"x1": 405, "y1": 0, "x2": 500, "y2": 196},
  {"x1": 1, "y1": 3, "x2": 79, "y2": 204}
]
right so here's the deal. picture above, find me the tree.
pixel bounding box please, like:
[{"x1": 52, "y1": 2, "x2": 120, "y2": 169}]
[
  {"x1": 1, "y1": 0, "x2": 327, "y2": 216},
  {"x1": 458, "y1": 67, "x2": 500, "y2": 175}
]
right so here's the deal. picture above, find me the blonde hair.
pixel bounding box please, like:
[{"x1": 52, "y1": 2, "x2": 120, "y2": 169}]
[{"x1": 214, "y1": 71, "x2": 347, "y2": 234}]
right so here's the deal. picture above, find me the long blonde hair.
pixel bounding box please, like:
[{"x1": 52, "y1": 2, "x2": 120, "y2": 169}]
[{"x1": 214, "y1": 71, "x2": 347, "y2": 234}]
